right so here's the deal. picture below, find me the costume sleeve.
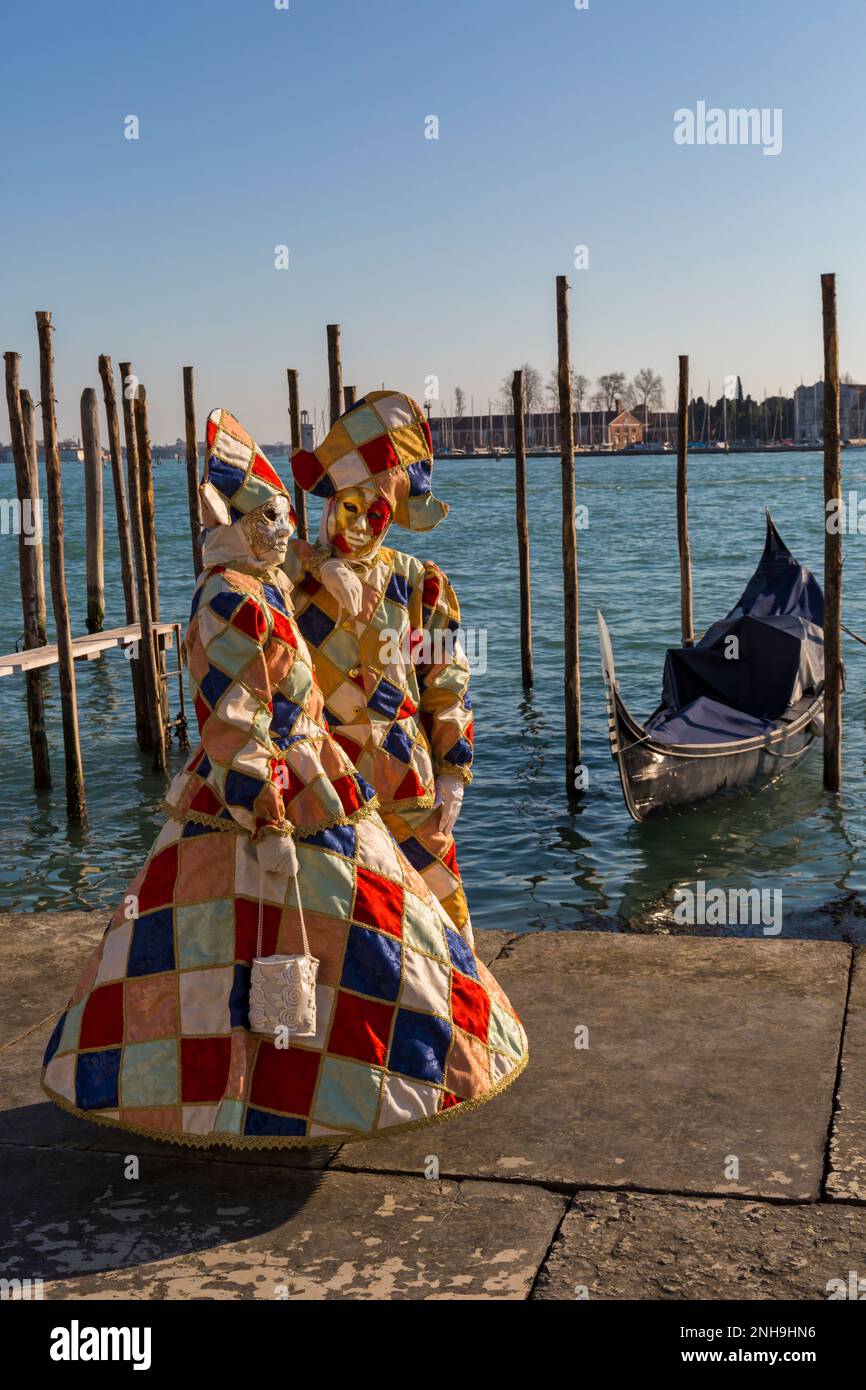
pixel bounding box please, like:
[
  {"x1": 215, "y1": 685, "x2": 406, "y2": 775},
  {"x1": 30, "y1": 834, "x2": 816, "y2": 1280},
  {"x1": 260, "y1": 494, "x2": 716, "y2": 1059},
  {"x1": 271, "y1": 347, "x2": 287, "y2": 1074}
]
[
  {"x1": 416, "y1": 562, "x2": 474, "y2": 785},
  {"x1": 186, "y1": 579, "x2": 292, "y2": 841}
]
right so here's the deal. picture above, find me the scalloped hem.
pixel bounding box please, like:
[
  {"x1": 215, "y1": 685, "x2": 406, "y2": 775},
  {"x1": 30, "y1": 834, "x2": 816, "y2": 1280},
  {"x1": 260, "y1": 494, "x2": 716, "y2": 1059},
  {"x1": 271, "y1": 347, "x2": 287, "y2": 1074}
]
[
  {"x1": 161, "y1": 794, "x2": 381, "y2": 842},
  {"x1": 40, "y1": 1049, "x2": 528, "y2": 1152},
  {"x1": 378, "y1": 790, "x2": 437, "y2": 814}
]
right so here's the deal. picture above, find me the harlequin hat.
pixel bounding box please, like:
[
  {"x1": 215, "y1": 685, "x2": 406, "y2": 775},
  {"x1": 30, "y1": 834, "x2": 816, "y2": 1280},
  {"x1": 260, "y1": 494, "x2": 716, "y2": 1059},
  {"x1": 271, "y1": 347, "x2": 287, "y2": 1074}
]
[
  {"x1": 200, "y1": 408, "x2": 296, "y2": 528},
  {"x1": 290, "y1": 390, "x2": 448, "y2": 532}
]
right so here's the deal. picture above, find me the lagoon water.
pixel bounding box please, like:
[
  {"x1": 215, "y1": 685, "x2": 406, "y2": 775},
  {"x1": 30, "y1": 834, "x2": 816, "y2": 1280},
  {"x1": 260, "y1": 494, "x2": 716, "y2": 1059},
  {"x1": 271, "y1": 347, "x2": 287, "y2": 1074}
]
[{"x1": 4, "y1": 449, "x2": 866, "y2": 937}]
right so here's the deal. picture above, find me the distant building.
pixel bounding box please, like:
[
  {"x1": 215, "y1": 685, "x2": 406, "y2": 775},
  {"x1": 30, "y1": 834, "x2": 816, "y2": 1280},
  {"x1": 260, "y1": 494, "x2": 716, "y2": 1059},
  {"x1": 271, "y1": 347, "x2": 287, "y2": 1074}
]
[
  {"x1": 608, "y1": 400, "x2": 644, "y2": 449},
  {"x1": 793, "y1": 381, "x2": 864, "y2": 443}
]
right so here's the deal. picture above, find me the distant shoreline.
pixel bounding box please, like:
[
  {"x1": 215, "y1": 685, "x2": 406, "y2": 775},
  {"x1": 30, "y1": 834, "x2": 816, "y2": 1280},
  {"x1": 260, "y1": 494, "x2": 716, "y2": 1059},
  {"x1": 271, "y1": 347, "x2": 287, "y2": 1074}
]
[{"x1": 433, "y1": 442, "x2": 866, "y2": 460}]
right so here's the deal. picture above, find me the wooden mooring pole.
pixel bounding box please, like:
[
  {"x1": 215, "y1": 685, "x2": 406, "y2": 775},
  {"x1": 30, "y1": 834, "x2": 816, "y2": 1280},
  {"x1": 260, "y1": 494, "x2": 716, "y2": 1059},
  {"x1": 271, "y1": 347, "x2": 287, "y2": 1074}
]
[
  {"x1": 183, "y1": 367, "x2": 204, "y2": 576},
  {"x1": 35, "y1": 311, "x2": 87, "y2": 820},
  {"x1": 556, "y1": 275, "x2": 581, "y2": 791},
  {"x1": 676, "y1": 354, "x2": 694, "y2": 647},
  {"x1": 4, "y1": 352, "x2": 51, "y2": 788},
  {"x1": 327, "y1": 324, "x2": 343, "y2": 425},
  {"x1": 286, "y1": 369, "x2": 308, "y2": 542},
  {"x1": 822, "y1": 273, "x2": 843, "y2": 792},
  {"x1": 134, "y1": 386, "x2": 160, "y2": 624},
  {"x1": 119, "y1": 362, "x2": 167, "y2": 772},
  {"x1": 511, "y1": 368, "x2": 533, "y2": 689},
  {"x1": 80, "y1": 387, "x2": 105, "y2": 634},
  {"x1": 98, "y1": 353, "x2": 149, "y2": 745},
  {"x1": 343, "y1": 384, "x2": 357, "y2": 409},
  {"x1": 135, "y1": 384, "x2": 169, "y2": 727},
  {"x1": 20, "y1": 387, "x2": 48, "y2": 638}
]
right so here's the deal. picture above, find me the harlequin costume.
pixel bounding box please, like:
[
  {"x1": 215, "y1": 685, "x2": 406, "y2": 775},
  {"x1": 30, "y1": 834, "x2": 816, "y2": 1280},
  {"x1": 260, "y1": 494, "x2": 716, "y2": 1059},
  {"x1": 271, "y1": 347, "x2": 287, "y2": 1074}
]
[
  {"x1": 40, "y1": 409, "x2": 527, "y2": 1148},
  {"x1": 285, "y1": 390, "x2": 475, "y2": 941}
]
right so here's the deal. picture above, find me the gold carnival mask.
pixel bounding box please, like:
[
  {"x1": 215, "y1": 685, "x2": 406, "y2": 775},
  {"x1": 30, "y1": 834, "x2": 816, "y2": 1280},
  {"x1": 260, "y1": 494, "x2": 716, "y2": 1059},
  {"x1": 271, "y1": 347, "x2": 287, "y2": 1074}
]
[
  {"x1": 241, "y1": 494, "x2": 294, "y2": 563},
  {"x1": 329, "y1": 486, "x2": 393, "y2": 558}
]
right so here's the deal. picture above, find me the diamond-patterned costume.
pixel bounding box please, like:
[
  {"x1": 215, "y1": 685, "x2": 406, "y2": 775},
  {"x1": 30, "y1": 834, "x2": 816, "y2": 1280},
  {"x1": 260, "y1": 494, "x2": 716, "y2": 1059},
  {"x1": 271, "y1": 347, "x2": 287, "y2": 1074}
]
[
  {"x1": 41, "y1": 411, "x2": 526, "y2": 1148},
  {"x1": 286, "y1": 390, "x2": 474, "y2": 935},
  {"x1": 286, "y1": 543, "x2": 473, "y2": 930}
]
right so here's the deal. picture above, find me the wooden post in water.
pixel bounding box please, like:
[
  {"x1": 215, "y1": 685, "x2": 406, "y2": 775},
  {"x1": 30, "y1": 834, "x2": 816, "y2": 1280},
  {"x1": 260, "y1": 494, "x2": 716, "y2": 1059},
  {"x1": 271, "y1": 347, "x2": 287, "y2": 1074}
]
[
  {"x1": 20, "y1": 388, "x2": 48, "y2": 637},
  {"x1": 183, "y1": 367, "x2": 204, "y2": 576},
  {"x1": 286, "y1": 369, "x2": 308, "y2": 542},
  {"x1": 4, "y1": 352, "x2": 51, "y2": 788},
  {"x1": 134, "y1": 386, "x2": 160, "y2": 623},
  {"x1": 98, "y1": 353, "x2": 149, "y2": 746},
  {"x1": 119, "y1": 361, "x2": 167, "y2": 772},
  {"x1": 327, "y1": 324, "x2": 343, "y2": 425},
  {"x1": 556, "y1": 275, "x2": 581, "y2": 791},
  {"x1": 343, "y1": 385, "x2": 356, "y2": 409},
  {"x1": 676, "y1": 354, "x2": 694, "y2": 647},
  {"x1": 822, "y1": 272, "x2": 843, "y2": 792},
  {"x1": 135, "y1": 384, "x2": 168, "y2": 726},
  {"x1": 80, "y1": 387, "x2": 105, "y2": 634},
  {"x1": 35, "y1": 311, "x2": 86, "y2": 820},
  {"x1": 511, "y1": 368, "x2": 533, "y2": 689}
]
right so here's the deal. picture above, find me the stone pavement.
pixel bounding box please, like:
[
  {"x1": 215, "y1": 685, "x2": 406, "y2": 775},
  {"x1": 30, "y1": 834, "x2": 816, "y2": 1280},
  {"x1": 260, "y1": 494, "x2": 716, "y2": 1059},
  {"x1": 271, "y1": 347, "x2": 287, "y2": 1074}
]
[{"x1": 1, "y1": 912, "x2": 865, "y2": 1300}]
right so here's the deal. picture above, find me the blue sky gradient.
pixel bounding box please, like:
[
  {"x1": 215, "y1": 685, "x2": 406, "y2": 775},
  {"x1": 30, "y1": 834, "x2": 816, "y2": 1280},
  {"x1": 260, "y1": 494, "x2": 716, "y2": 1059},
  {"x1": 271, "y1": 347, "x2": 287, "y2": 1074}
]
[{"x1": 1, "y1": 0, "x2": 864, "y2": 439}]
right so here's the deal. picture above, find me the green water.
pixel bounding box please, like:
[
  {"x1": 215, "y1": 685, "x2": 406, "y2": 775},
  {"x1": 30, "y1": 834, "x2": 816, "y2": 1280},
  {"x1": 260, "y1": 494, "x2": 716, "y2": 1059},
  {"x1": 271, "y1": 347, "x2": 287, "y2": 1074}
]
[{"x1": 3, "y1": 451, "x2": 866, "y2": 938}]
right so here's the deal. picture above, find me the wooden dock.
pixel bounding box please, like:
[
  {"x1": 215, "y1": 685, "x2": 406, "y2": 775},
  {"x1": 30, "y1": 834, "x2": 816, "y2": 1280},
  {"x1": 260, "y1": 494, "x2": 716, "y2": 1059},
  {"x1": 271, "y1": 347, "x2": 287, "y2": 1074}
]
[{"x1": 0, "y1": 621, "x2": 181, "y2": 679}]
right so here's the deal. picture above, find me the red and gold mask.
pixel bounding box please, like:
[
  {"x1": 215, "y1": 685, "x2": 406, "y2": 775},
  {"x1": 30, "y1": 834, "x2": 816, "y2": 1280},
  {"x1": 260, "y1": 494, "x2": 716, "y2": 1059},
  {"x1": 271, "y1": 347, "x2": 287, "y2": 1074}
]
[{"x1": 328, "y1": 487, "x2": 393, "y2": 559}]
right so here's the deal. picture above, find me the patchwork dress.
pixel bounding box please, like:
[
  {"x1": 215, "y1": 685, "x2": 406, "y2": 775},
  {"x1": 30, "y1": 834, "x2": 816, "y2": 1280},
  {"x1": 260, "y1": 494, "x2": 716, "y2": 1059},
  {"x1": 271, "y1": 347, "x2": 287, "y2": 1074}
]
[
  {"x1": 285, "y1": 541, "x2": 474, "y2": 935},
  {"x1": 41, "y1": 563, "x2": 526, "y2": 1148}
]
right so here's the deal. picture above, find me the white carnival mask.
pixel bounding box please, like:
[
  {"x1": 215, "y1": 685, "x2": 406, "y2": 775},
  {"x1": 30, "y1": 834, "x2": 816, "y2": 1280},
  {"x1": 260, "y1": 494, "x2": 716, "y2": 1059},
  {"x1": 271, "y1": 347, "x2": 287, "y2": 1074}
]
[{"x1": 242, "y1": 494, "x2": 294, "y2": 562}]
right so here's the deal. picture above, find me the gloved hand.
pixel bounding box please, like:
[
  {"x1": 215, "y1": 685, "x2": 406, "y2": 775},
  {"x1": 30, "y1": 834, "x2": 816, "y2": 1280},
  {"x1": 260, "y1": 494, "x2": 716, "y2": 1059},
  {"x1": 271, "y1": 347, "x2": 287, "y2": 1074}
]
[
  {"x1": 319, "y1": 558, "x2": 363, "y2": 618},
  {"x1": 434, "y1": 775, "x2": 465, "y2": 838},
  {"x1": 256, "y1": 832, "x2": 299, "y2": 879}
]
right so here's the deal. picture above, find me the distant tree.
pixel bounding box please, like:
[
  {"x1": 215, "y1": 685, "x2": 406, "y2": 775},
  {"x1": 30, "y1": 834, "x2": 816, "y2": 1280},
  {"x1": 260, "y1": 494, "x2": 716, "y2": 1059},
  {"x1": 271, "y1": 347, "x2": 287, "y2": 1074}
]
[
  {"x1": 501, "y1": 364, "x2": 542, "y2": 415},
  {"x1": 631, "y1": 367, "x2": 665, "y2": 419},
  {"x1": 572, "y1": 373, "x2": 590, "y2": 414},
  {"x1": 454, "y1": 387, "x2": 466, "y2": 418},
  {"x1": 597, "y1": 372, "x2": 628, "y2": 410}
]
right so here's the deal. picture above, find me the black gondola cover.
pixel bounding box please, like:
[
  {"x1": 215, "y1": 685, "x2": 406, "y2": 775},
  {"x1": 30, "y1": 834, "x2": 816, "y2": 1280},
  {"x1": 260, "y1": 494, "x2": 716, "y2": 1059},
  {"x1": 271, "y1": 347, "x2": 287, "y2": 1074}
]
[{"x1": 646, "y1": 518, "x2": 824, "y2": 744}]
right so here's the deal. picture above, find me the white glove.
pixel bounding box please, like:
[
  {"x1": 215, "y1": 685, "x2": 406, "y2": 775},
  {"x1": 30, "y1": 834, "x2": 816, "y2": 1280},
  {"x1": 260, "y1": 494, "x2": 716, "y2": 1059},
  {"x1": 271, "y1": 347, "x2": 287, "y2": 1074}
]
[
  {"x1": 319, "y1": 558, "x2": 363, "y2": 618},
  {"x1": 256, "y1": 833, "x2": 299, "y2": 879},
  {"x1": 434, "y1": 775, "x2": 465, "y2": 838}
]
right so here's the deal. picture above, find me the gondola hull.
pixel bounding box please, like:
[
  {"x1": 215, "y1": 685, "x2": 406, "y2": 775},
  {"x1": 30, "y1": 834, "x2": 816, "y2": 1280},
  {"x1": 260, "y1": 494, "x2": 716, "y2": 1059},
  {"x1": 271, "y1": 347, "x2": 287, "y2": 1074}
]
[{"x1": 598, "y1": 611, "x2": 823, "y2": 822}]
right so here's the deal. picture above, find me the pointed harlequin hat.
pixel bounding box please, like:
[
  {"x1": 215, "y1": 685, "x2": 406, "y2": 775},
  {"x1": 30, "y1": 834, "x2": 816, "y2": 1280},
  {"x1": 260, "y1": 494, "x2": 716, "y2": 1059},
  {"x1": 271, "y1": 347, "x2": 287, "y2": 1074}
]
[
  {"x1": 291, "y1": 390, "x2": 448, "y2": 532},
  {"x1": 200, "y1": 408, "x2": 296, "y2": 528}
]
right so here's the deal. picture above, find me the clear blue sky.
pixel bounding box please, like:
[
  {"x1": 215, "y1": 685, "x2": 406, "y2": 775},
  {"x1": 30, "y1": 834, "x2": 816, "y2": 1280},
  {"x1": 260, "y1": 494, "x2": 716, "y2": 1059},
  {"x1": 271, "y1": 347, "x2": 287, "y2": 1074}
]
[{"x1": 1, "y1": 0, "x2": 864, "y2": 441}]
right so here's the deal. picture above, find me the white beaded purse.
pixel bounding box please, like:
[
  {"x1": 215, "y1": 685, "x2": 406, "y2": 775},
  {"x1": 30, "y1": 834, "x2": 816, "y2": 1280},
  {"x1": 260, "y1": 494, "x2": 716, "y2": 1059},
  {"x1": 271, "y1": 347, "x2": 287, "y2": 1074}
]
[{"x1": 249, "y1": 871, "x2": 319, "y2": 1039}]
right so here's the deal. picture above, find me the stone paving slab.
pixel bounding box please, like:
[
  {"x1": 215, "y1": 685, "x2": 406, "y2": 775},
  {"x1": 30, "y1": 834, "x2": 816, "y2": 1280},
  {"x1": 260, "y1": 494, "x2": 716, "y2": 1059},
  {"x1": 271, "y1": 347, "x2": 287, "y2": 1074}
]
[
  {"x1": 532, "y1": 1189, "x2": 866, "y2": 1300},
  {"x1": 335, "y1": 932, "x2": 851, "y2": 1200},
  {"x1": 0, "y1": 1143, "x2": 565, "y2": 1300},
  {"x1": 0, "y1": 911, "x2": 104, "y2": 1045},
  {"x1": 828, "y1": 947, "x2": 866, "y2": 1201}
]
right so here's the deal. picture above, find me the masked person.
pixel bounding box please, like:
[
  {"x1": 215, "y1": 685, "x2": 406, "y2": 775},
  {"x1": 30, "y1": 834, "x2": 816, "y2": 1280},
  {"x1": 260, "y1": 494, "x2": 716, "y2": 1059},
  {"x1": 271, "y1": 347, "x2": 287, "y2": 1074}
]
[
  {"x1": 41, "y1": 410, "x2": 526, "y2": 1149},
  {"x1": 285, "y1": 391, "x2": 475, "y2": 947}
]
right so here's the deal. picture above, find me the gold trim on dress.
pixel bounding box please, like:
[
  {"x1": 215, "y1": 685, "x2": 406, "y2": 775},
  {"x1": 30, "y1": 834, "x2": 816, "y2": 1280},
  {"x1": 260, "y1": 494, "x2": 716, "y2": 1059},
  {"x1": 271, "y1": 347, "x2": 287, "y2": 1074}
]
[{"x1": 41, "y1": 1048, "x2": 529, "y2": 1152}]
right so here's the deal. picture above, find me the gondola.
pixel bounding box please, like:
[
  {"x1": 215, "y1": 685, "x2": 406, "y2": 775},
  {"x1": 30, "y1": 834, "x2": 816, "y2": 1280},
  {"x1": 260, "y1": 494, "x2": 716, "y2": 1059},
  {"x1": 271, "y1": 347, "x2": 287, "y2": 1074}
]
[{"x1": 598, "y1": 515, "x2": 825, "y2": 822}]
